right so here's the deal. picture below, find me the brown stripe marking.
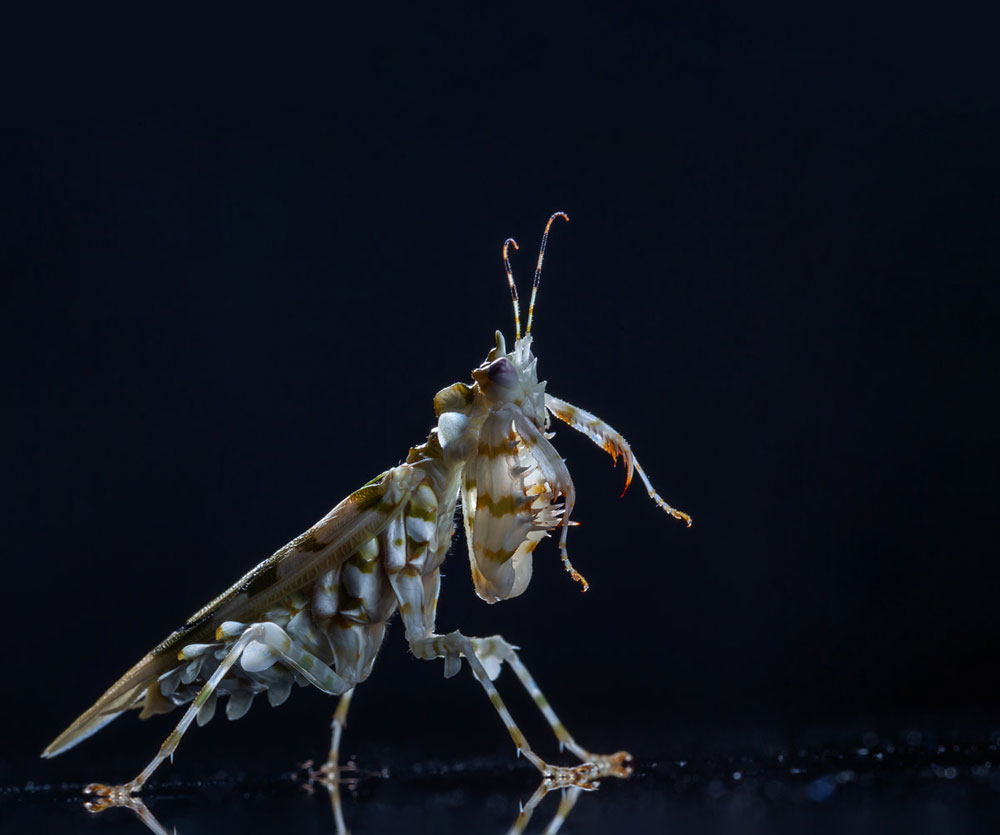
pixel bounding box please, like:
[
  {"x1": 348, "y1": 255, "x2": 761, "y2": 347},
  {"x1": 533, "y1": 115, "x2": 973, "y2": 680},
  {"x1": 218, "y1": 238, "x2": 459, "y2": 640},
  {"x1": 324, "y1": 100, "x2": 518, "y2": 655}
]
[{"x1": 476, "y1": 491, "x2": 526, "y2": 518}]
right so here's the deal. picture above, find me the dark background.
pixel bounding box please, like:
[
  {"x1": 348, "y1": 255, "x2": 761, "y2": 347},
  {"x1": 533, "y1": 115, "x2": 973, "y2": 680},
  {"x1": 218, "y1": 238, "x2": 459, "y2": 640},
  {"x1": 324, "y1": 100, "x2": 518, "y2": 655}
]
[{"x1": 3, "y1": 2, "x2": 997, "y2": 821}]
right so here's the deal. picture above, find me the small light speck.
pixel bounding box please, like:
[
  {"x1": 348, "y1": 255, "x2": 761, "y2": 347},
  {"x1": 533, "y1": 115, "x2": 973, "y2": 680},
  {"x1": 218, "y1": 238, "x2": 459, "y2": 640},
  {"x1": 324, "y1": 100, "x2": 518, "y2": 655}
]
[
  {"x1": 733, "y1": 771, "x2": 742, "y2": 781},
  {"x1": 806, "y1": 776, "x2": 836, "y2": 802}
]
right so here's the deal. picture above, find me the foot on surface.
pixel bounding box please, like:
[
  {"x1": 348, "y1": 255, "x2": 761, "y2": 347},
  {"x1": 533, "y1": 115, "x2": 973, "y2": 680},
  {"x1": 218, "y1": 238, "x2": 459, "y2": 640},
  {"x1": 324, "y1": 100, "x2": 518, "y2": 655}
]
[
  {"x1": 540, "y1": 761, "x2": 603, "y2": 791},
  {"x1": 303, "y1": 758, "x2": 361, "y2": 788},
  {"x1": 83, "y1": 782, "x2": 141, "y2": 813}
]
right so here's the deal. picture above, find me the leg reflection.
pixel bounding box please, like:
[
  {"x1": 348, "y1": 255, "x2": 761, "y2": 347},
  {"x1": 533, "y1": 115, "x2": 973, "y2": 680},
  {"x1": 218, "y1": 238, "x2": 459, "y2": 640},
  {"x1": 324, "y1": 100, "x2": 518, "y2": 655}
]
[
  {"x1": 82, "y1": 770, "x2": 595, "y2": 835},
  {"x1": 311, "y1": 771, "x2": 589, "y2": 835},
  {"x1": 509, "y1": 783, "x2": 584, "y2": 835},
  {"x1": 84, "y1": 794, "x2": 171, "y2": 835}
]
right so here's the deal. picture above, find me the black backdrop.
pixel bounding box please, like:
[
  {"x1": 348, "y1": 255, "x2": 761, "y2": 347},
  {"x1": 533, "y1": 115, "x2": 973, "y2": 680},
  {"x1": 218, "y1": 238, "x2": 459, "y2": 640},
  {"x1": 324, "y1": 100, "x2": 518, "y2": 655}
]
[{"x1": 4, "y1": 5, "x2": 997, "y2": 788}]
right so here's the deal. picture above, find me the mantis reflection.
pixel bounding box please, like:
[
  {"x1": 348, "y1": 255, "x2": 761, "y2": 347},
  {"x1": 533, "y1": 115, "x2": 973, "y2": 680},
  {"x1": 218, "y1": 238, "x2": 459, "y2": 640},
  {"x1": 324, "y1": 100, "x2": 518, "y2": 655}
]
[{"x1": 84, "y1": 765, "x2": 592, "y2": 835}]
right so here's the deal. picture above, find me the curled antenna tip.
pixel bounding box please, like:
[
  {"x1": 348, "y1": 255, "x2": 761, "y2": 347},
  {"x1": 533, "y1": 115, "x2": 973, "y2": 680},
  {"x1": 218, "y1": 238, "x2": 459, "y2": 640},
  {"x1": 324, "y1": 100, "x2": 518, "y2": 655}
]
[{"x1": 526, "y1": 212, "x2": 569, "y2": 336}]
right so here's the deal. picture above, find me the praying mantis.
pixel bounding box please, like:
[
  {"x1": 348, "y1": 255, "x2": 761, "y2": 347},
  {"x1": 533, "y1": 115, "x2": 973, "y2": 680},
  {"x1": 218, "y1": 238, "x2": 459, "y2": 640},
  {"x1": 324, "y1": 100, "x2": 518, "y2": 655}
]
[{"x1": 43, "y1": 212, "x2": 691, "y2": 831}]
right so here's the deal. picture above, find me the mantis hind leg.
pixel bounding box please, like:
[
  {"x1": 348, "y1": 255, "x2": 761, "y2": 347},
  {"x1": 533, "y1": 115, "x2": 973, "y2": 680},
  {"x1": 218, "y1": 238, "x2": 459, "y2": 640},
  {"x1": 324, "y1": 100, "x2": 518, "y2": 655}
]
[
  {"x1": 470, "y1": 636, "x2": 632, "y2": 780},
  {"x1": 307, "y1": 686, "x2": 356, "y2": 785},
  {"x1": 411, "y1": 631, "x2": 628, "y2": 791},
  {"x1": 303, "y1": 688, "x2": 357, "y2": 835},
  {"x1": 85, "y1": 622, "x2": 351, "y2": 810},
  {"x1": 326, "y1": 687, "x2": 355, "y2": 776}
]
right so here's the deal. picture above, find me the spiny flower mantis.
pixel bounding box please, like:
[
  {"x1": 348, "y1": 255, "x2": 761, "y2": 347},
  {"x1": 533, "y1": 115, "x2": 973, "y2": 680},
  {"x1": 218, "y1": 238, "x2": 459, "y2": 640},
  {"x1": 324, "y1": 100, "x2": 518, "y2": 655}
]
[{"x1": 43, "y1": 212, "x2": 690, "y2": 830}]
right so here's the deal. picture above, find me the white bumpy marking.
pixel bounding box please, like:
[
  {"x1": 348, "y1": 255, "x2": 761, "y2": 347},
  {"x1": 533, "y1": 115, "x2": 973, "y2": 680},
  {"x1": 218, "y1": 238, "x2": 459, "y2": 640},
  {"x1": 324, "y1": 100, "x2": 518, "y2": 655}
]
[{"x1": 241, "y1": 641, "x2": 278, "y2": 673}]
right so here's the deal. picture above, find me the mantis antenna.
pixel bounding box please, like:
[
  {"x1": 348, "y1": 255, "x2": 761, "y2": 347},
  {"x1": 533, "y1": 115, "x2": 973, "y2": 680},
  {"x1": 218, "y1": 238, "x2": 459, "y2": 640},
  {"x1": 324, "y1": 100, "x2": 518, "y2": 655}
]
[
  {"x1": 525, "y1": 211, "x2": 569, "y2": 336},
  {"x1": 503, "y1": 237, "x2": 521, "y2": 340}
]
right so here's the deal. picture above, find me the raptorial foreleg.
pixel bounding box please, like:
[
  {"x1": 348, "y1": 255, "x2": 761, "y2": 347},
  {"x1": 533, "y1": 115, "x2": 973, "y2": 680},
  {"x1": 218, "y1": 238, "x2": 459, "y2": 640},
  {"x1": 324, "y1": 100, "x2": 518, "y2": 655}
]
[
  {"x1": 545, "y1": 393, "x2": 691, "y2": 525},
  {"x1": 85, "y1": 622, "x2": 351, "y2": 809}
]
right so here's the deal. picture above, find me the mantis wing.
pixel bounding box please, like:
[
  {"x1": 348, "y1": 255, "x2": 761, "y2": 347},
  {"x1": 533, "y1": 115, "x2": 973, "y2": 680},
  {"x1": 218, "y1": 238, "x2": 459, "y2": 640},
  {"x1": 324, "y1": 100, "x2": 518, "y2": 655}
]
[{"x1": 43, "y1": 469, "x2": 412, "y2": 758}]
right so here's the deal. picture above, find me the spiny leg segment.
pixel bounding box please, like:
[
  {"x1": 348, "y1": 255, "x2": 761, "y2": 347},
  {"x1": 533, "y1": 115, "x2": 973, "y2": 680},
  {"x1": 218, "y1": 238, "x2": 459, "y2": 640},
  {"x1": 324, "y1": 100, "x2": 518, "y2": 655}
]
[
  {"x1": 411, "y1": 631, "x2": 630, "y2": 789},
  {"x1": 504, "y1": 652, "x2": 632, "y2": 779},
  {"x1": 545, "y1": 393, "x2": 692, "y2": 526},
  {"x1": 470, "y1": 635, "x2": 632, "y2": 779}
]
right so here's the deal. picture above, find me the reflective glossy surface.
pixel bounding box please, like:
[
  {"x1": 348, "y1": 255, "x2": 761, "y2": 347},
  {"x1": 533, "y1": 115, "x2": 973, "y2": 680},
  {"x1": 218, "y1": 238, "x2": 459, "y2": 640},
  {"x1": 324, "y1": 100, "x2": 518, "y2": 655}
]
[{"x1": 8, "y1": 724, "x2": 1000, "y2": 834}]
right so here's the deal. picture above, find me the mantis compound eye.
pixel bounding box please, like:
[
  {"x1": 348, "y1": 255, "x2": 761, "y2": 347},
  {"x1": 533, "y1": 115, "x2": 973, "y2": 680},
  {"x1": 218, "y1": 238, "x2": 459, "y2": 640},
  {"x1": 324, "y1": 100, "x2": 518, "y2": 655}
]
[
  {"x1": 472, "y1": 356, "x2": 519, "y2": 395},
  {"x1": 486, "y1": 357, "x2": 519, "y2": 387}
]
